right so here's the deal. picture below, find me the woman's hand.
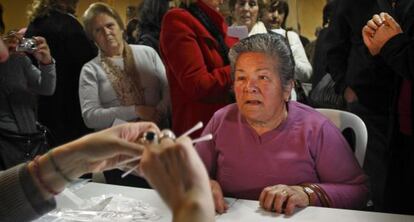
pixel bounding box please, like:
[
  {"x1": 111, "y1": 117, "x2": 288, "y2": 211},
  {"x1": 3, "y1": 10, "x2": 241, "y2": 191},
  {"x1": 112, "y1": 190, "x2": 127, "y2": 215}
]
[
  {"x1": 32, "y1": 36, "x2": 53, "y2": 65},
  {"x1": 210, "y1": 179, "x2": 228, "y2": 214},
  {"x1": 28, "y1": 122, "x2": 159, "y2": 200},
  {"x1": 54, "y1": 122, "x2": 159, "y2": 179},
  {"x1": 362, "y1": 12, "x2": 402, "y2": 56},
  {"x1": 259, "y1": 184, "x2": 309, "y2": 215},
  {"x1": 140, "y1": 135, "x2": 215, "y2": 222}
]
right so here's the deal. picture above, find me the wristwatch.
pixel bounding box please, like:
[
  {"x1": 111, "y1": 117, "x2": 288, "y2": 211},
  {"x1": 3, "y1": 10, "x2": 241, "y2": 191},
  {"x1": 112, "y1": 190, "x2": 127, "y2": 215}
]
[{"x1": 302, "y1": 186, "x2": 317, "y2": 206}]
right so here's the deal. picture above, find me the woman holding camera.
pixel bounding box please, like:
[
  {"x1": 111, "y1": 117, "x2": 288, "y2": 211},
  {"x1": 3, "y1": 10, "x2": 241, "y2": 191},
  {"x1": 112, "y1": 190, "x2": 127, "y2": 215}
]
[{"x1": 0, "y1": 32, "x2": 56, "y2": 170}]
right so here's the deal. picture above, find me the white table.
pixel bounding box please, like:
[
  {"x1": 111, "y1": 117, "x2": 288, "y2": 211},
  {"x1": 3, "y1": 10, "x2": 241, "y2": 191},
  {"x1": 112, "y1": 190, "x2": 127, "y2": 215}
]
[{"x1": 37, "y1": 182, "x2": 414, "y2": 222}]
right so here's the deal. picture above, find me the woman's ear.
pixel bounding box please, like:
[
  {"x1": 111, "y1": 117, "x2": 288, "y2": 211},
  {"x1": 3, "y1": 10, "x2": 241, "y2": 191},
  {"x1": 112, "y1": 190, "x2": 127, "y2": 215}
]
[{"x1": 283, "y1": 80, "x2": 294, "y2": 102}]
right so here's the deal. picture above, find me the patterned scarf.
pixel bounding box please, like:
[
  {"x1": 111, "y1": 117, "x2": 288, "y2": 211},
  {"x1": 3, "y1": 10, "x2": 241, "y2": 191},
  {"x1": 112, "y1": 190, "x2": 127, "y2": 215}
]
[{"x1": 100, "y1": 42, "x2": 145, "y2": 106}]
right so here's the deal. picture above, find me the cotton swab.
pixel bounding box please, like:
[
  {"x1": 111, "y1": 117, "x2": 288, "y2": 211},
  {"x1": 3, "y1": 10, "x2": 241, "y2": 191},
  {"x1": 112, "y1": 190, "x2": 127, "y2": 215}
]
[
  {"x1": 191, "y1": 134, "x2": 213, "y2": 144},
  {"x1": 120, "y1": 134, "x2": 213, "y2": 178},
  {"x1": 180, "y1": 121, "x2": 203, "y2": 138},
  {"x1": 120, "y1": 122, "x2": 210, "y2": 179},
  {"x1": 121, "y1": 166, "x2": 137, "y2": 178},
  {"x1": 116, "y1": 156, "x2": 141, "y2": 168}
]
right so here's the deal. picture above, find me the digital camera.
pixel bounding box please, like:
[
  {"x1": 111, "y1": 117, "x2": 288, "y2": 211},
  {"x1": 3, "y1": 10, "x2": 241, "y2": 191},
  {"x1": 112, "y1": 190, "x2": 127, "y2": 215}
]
[{"x1": 16, "y1": 38, "x2": 37, "y2": 53}]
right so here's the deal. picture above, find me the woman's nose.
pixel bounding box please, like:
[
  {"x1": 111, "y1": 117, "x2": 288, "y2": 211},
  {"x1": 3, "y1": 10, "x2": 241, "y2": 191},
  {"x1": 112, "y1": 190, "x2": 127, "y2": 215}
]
[
  {"x1": 245, "y1": 79, "x2": 258, "y2": 93},
  {"x1": 242, "y1": 2, "x2": 249, "y2": 10}
]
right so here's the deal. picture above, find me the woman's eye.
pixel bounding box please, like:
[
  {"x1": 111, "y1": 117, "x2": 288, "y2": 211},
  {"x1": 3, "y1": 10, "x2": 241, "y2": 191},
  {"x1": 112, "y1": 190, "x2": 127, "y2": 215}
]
[
  {"x1": 259, "y1": 75, "x2": 269, "y2": 80},
  {"x1": 236, "y1": 76, "x2": 246, "y2": 81},
  {"x1": 249, "y1": 1, "x2": 257, "y2": 6}
]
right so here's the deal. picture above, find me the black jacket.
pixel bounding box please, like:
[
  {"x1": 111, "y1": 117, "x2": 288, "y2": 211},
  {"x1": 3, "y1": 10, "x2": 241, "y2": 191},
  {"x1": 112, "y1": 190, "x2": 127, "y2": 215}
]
[{"x1": 326, "y1": 0, "x2": 414, "y2": 133}]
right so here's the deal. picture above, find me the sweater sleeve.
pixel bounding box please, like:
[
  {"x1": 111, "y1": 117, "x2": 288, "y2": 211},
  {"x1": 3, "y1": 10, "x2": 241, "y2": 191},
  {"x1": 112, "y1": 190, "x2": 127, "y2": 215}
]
[
  {"x1": 23, "y1": 56, "x2": 56, "y2": 96},
  {"x1": 288, "y1": 31, "x2": 313, "y2": 82},
  {"x1": 380, "y1": 33, "x2": 414, "y2": 80},
  {"x1": 150, "y1": 47, "x2": 171, "y2": 119},
  {"x1": 312, "y1": 121, "x2": 369, "y2": 209},
  {"x1": 160, "y1": 10, "x2": 233, "y2": 101},
  {"x1": 0, "y1": 163, "x2": 56, "y2": 221},
  {"x1": 79, "y1": 63, "x2": 137, "y2": 129}
]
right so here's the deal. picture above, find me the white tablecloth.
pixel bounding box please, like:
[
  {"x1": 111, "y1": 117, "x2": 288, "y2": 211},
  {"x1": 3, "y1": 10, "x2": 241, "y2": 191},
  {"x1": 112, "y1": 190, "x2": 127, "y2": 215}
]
[{"x1": 36, "y1": 182, "x2": 414, "y2": 222}]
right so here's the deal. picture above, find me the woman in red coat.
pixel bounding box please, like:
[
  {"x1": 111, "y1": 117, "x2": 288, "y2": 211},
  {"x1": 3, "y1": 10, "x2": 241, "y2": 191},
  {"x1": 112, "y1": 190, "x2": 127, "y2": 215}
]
[{"x1": 160, "y1": 0, "x2": 237, "y2": 137}]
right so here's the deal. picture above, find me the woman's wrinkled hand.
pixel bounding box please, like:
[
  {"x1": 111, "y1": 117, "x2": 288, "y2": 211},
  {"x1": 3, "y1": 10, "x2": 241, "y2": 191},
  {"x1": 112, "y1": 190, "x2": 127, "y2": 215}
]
[
  {"x1": 259, "y1": 184, "x2": 309, "y2": 215},
  {"x1": 210, "y1": 179, "x2": 228, "y2": 214}
]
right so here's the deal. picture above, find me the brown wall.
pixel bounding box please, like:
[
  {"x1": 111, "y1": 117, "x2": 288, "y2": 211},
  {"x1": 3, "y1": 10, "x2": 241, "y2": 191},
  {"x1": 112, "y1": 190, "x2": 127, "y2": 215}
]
[{"x1": 0, "y1": 0, "x2": 143, "y2": 33}]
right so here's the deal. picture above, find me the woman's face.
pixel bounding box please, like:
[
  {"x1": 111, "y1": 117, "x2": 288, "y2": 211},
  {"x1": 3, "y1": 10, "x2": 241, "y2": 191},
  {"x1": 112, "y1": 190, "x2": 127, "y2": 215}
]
[
  {"x1": 233, "y1": 0, "x2": 259, "y2": 32},
  {"x1": 263, "y1": 9, "x2": 285, "y2": 29},
  {"x1": 202, "y1": 0, "x2": 224, "y2": 11},
  {"x1": 91, "y1": 13, "x2": 124, "y2": 56},
  {"x1": 234, "y1": 52, "x2": 290, "y2": 125}
]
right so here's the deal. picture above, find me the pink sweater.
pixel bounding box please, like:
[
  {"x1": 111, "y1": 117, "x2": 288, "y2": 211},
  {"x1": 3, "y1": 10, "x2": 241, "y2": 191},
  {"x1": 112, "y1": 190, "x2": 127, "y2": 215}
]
[{"x1": 196, "y1": 101, "x2": 368, "y2": 209}]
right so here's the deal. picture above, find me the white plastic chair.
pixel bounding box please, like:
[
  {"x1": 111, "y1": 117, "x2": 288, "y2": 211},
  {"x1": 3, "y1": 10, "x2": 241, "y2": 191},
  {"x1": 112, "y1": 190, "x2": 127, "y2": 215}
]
[{"x1": 316, "y1": 108, "x2": 368, "y2": 168}]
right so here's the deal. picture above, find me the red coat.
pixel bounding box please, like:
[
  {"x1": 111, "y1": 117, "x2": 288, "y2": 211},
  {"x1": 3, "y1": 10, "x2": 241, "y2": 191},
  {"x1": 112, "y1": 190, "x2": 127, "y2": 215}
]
[{"x1": 160, "y1": 1, "x2": 238, "y2": 137}]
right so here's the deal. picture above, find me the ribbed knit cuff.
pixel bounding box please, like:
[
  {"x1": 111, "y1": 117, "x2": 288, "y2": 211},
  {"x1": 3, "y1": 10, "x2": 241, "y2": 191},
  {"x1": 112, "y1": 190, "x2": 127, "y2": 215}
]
[{"x1": 19, "y1": 163, "x2": 56, "y2": 218}]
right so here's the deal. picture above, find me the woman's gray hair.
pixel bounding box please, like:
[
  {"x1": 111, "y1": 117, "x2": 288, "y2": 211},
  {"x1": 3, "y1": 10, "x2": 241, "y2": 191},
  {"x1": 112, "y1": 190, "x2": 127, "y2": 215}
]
[
  {"x1": 228, "y1": 33, "x2": 294, "y2": 90},
  {"x1": 83, "y1": 3, "x2": 125, "y2": 40}
]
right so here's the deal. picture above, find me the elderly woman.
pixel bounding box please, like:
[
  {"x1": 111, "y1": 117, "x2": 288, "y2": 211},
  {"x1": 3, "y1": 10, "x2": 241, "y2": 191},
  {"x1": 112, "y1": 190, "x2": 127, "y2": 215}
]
[
  {"x1": 160, "y1": 0, "x2": 238, "y2": 138},
  {"x1": 261, "y1": 0, "x2": 312, "y2": 83},
  {"x1": 196, "y1": 34, "x2": 368, "y2": 215},
  {"x1": 79, "y1": 3, "x2": 170, "y2": 186}
]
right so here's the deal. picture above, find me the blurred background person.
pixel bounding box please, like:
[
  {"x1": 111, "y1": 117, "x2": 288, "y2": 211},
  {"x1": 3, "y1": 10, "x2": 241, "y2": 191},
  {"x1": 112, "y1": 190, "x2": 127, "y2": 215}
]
[
  {"x1": 125, "y1": 5, "x2": 139, "y2": 22},
  {"x1": 324, "y1": 0, "x2": 414, "y2": 212},
  {"x1": 80, "y1": 3, "x2": 170, "y2": 187},
  {"x1": 160, "y1": 0, "x2": 238, "y2": 138},
  {"x1": 261, "y1": 0, "x2": 312, "y2": 84},
  {"x1": 137, "y1": 0, "x2": 170, "y2": 55},
  {"x1": 228, "y1": 0, "x2": 266, "y2": 36},
  {"x1": 197, "y1": 34, "x2": 368, "y2": 214},
  {"x1": 25, "y1": 0, "x2": 97, "y2": 146},
  {"x1": 125, "y1": 17, "x2": 140, "y2": 44},
  {"x1": 0, "y1": 32, "x2": 55, "y2": 170},
  {"x1": 363, "y1": 12, "x2": 414, "y2": 215}
]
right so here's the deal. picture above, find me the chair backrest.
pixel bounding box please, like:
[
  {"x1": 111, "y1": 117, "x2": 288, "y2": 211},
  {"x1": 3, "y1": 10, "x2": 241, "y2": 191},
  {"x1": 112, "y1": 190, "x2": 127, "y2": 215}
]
[{"x1": 316, "y1": 108, "x2": 368, "y2": 168}]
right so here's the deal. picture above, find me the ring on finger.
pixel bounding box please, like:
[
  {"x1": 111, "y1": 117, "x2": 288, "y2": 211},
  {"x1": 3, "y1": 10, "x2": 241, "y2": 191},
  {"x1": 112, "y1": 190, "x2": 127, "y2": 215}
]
[{"x1": 159, "y1": 129, "x2": 176, "y2": 142}]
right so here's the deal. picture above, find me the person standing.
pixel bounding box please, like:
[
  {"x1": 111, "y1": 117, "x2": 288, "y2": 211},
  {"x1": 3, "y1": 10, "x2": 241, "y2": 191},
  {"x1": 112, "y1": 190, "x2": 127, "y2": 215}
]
[
  {"x1": 25, "y1": 0, "x2": 97, "y2": 146},
  {"x1": 160, "y1": 0, "x2": 238, "y2": 137},
  {"x1": 325, "y1": 0, "x2": 413, "y2": 212}
]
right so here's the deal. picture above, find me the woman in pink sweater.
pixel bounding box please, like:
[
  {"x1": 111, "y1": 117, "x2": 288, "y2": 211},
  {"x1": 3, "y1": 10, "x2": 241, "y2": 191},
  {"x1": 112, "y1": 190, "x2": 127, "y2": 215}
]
[{"x1": 196, "y1": 33, "x2": 368, "y2": 215}]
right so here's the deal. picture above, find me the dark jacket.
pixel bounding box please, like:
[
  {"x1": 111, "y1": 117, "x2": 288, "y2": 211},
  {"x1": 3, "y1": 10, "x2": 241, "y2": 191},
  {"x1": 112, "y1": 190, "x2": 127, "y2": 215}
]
[
  {"x1": 25, "y1": 10, "x2": 97, "y2": 145},
  {"x1": 326, "y1": 0, "x2": 414, "y2": 133}
]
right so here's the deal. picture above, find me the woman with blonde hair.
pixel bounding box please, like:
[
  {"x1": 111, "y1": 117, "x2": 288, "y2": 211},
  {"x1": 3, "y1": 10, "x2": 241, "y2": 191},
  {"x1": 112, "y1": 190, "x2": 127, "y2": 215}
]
[
  {"x1": 160, "y1": 0, "x2": 238, "y2": 138},
  {"x1": 80, "y1": 3, "x2": 170, "y2": 187},
  {"x1": 25, "y1": 0, "x2": 97, "y2": 146}
]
